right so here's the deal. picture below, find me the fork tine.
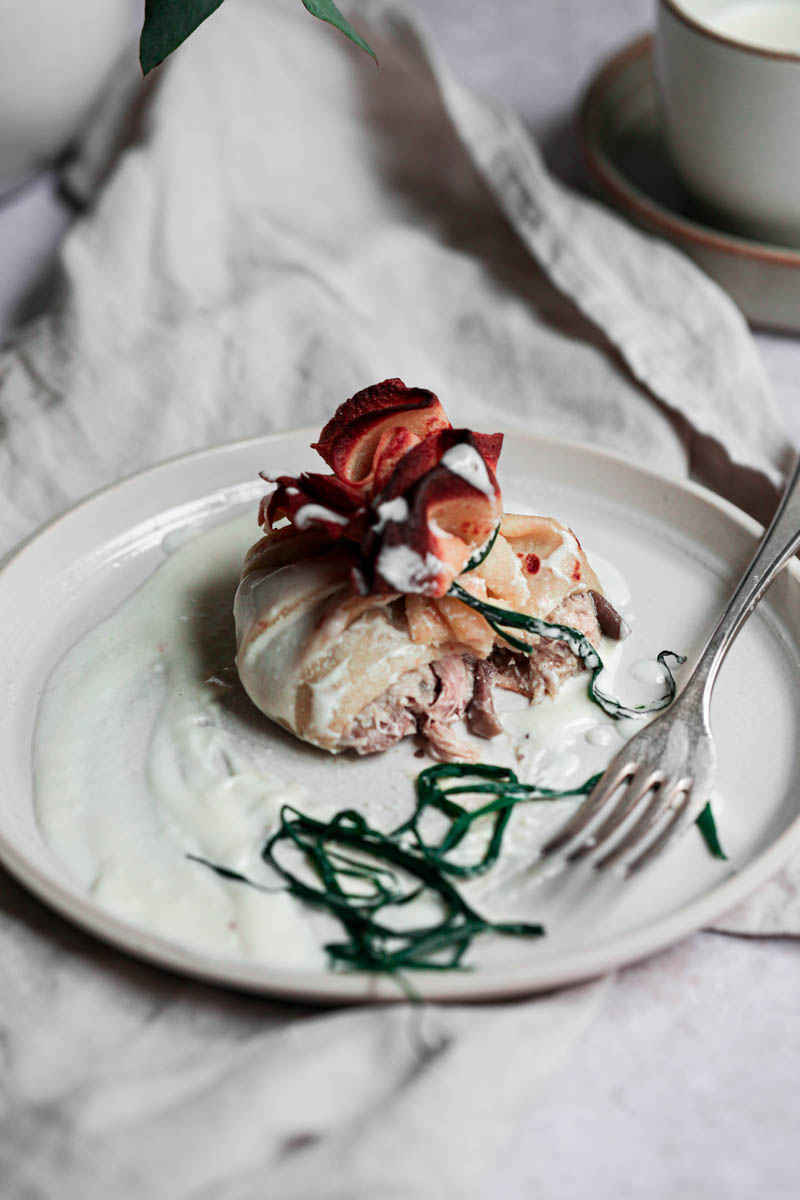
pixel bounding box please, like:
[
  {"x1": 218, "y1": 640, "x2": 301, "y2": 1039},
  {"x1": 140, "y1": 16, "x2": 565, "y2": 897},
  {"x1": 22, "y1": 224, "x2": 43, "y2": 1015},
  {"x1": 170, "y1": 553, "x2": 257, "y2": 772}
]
[
  {"x1": 540, "y1": 759, "x2": 636, "y2": 857},
  {"x1": 624, "y1": 790, "x2": 696, "y2": 875},
  {"x1": 566, "y1": 768, "x2": 666, "y2": 863},
  {"x1": 593, "y1": 777, "x2": 692, "y2": 871}
]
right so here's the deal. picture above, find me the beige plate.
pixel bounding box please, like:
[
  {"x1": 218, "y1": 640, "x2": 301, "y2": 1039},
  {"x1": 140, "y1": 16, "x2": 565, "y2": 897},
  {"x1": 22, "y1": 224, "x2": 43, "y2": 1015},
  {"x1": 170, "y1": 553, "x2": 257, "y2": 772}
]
[
  {"x1": 580, "y1": 35, "x2": 800, "y2": 332},
  {"x1": 2, "y1": 432, "x2": 800, "y2": 1003}
]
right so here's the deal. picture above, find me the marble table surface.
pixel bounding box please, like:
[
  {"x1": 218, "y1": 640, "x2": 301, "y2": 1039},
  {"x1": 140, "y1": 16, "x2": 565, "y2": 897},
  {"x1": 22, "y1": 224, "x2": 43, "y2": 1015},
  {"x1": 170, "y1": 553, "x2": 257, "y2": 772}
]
[{"x1": 1, "y1": 2, "x2": 798, "y2": 1197}]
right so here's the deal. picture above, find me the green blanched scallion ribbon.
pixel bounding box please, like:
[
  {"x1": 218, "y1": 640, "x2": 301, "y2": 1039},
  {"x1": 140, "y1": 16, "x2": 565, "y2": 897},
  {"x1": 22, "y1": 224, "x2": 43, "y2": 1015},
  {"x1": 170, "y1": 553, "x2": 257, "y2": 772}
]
[
  {"x1": 393, "y1": 762, "x2": 600, "y2": 878},
  {"x1": 189, "y1": 761, "x2": 725, "y2": 978},
  {"x1": 447, "y1": 580, "x2": 686, "y2": 721},
  {"x1": 461, "y1": 523, "x2": 501, "y2": 574},
  {"x1": 260, "y1": 799, "x2": 547, "y2": 972}
]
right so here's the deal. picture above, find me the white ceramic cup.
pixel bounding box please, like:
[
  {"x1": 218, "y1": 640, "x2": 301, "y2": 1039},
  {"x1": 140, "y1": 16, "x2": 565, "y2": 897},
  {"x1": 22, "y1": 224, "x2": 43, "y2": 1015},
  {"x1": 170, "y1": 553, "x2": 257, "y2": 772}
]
[
  {"x1": 655, "y1": 0, "x2": 800, "y2": 245},
  {"x1": 0, "y1": 0, "x2": 132, "y2": 199}
]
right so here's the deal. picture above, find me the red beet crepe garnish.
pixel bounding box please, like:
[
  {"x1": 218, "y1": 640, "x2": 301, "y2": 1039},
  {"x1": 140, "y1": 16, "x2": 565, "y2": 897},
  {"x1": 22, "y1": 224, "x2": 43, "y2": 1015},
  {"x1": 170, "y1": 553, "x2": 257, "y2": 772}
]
[{"x1": 261, "y1": 379, "x2": 503, "y2": 597}]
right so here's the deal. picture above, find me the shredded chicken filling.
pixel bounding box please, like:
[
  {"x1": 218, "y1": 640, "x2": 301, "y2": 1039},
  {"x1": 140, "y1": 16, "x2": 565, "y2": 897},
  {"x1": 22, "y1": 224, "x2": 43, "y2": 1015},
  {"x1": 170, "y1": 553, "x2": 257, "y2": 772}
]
[{"x1": 341, "y1": 590, "x2": 617, "y2": 760}]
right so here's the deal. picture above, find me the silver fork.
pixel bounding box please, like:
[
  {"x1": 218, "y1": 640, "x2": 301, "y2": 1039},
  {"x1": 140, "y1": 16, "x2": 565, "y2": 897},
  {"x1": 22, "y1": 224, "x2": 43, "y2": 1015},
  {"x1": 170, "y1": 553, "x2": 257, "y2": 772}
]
[{"x1": 542, "y1": 454, "x2": 800, "y2": 875}]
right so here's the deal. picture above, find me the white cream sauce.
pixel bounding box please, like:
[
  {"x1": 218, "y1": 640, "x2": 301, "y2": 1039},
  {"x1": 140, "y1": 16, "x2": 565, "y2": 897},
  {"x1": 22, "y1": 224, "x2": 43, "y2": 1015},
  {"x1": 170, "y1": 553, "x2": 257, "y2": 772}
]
[
  {"x1": 372, "y1": 496, "x2": 409, "y2": 532},
  {"x1": 33, "y1": 511, "x2": 663, "y2": 968},
  {"x1": 440, "y1": 443, "x2": 495, "y2": 496},
  {"x1": 493, "y1": 556, "x2": 633, "y2": 791},
  {"x1": 539, "y1": 527, "x2": 582, "y2": 584},
  {"x1": 630, "y1": 657, "x2": 668, "y2": 686},
  {"x1": 374, "y1": 543, "x2": 445, "y2": 592},
  {"x1": 293, "y1": 503, "x2": 348, "y2": 529},
  {"x1": 706, "y1": 1, "x2": 800, "y2": 52},
  {"x1": 35, "y1": 512, "x2": 328, "y2": 968}
]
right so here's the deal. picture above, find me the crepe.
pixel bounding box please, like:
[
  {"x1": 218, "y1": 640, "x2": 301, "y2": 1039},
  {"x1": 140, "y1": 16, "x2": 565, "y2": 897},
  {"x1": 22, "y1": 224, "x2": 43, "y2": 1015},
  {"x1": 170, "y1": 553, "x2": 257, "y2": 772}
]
[{"x1": 234, "y1": 379, "x2": 625, "y2": 758}]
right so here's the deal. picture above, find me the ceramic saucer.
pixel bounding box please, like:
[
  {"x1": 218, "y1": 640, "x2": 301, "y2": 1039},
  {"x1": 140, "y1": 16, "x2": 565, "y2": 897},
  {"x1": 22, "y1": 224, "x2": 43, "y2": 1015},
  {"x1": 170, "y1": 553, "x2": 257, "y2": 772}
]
[{"x1": 580, "y1": 35, "x2": 800, "y2": 332}]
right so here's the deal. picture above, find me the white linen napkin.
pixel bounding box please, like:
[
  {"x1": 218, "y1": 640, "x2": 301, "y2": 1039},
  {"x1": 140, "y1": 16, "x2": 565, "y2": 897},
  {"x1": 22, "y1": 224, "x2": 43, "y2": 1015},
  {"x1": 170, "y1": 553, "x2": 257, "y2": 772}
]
[
  {"x1": 0, "y1": 870, "x2": 608, "y2": 1199},
  {"x1": 0, "y1": 1, "x2": 797, "y2": 1194},
  {"x1": 0, "y1": 0, "x2": 791, "y2": 551}
]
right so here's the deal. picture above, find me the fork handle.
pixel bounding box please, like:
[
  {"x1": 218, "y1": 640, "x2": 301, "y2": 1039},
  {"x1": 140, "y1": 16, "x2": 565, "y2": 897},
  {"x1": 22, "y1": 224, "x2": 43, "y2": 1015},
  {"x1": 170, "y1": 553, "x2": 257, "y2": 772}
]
[{"x1": 682, "y1": 454, "x2": 800, "y2": 720}]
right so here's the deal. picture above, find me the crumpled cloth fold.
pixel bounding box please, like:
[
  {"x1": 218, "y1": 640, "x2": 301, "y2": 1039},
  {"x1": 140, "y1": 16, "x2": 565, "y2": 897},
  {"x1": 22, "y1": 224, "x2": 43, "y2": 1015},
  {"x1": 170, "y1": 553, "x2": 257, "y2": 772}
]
[{"x1": 0, "y1": 1, "x2": 797, "y2": 1195}]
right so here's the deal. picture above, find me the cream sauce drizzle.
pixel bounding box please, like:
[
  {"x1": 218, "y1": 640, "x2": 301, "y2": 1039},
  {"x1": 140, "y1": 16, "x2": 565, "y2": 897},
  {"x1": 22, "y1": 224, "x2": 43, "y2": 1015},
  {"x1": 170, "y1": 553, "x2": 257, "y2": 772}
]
[
  {"x1": 540, "y1": 528, "x2": 582, "y2": 583},
  {"x1": 293, "y1": 503, "x2": 348, "y2": 529},
  {"x1": 372, "y1": 497, "x2": 409, "y2": 532},
  {"x1": 375, "y1": 543, "x2": 445, "y2": 592},
  {"x1": 629, "y1": 658, "x2": 668, "y2": 686},
  {"x1": 440, "y1": 443, "x2": 495, "y2": 496},
  {"x1": 35, "y1": 513, "x2": 326, "y2": 968}
]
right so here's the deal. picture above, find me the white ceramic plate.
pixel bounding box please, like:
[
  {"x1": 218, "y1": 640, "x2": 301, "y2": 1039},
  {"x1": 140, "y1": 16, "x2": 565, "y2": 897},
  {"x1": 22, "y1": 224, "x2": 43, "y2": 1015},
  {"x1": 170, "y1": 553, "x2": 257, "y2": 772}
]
[{"x1": 2, "y1": 431, "x2": 800, "y2": 1003}]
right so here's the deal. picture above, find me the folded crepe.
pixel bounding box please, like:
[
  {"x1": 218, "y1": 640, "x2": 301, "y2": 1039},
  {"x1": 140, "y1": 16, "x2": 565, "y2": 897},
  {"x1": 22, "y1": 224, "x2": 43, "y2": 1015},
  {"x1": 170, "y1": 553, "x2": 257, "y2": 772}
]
[{"x1": 234, "y1": 380, "x2": 626, "y2": 759}]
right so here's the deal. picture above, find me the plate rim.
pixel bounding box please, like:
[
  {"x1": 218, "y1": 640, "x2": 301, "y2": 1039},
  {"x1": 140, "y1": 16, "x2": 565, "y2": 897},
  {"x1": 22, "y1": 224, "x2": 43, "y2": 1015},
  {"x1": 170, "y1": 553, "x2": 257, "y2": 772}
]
[{"x1": 3, "y1": 429, "x2": 799, "y2": 1005}]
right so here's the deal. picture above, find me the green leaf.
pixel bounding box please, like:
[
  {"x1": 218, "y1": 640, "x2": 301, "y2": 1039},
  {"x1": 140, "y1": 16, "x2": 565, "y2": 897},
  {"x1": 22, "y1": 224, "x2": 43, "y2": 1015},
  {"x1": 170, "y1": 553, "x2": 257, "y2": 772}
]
[
  {"x1": 695, "y1": 802, "x2": 727, "y2": 860},
  {"x1": 140, "y1": 0, "x2": 226, "y2": 75},
  {"x1": 140, "y1": 0, "x2": 376, "y2": 75},
  {"x1": 301, "y1": 0, "x2": 377, "y2": 61}
]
